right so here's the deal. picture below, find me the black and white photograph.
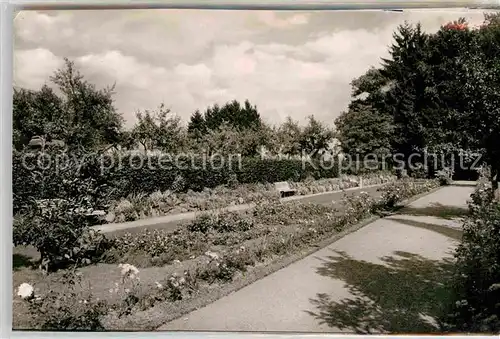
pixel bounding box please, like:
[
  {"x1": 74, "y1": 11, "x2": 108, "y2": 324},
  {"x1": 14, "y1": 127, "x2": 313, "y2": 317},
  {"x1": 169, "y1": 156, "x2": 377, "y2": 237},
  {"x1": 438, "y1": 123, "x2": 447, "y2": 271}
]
[{"x1": 11, "y1": 7, "x2": 500, "y2": 333}]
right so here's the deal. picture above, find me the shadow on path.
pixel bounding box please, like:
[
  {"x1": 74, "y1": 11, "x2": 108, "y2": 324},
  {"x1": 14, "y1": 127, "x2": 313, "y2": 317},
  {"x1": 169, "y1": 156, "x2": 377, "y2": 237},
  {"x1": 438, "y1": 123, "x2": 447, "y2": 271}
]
[
  {"x1": 306, "y1": 250, "x2": 456, "y2": 334},
  {"x1": 398, "y1": 203, "x2": 468, "y2": 220},
  {"x1": 387, "y1": 218, "x2": 463, "y2": 241}
]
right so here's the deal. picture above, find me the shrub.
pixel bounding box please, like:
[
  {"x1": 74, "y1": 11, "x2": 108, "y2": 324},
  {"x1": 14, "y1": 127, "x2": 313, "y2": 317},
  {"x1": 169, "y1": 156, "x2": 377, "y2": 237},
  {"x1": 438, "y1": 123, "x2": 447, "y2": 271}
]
[
  {"x1": 377, "y1": 179, "x2": 440, "y2": 210},
  {"x1": 187, "y1": 212, "x2": 254, "y2": 234},
  {"x1": 106, "y1": 228, "x2": 208, "y2": 267},
  {"x1": 23, "y1": 272, "x2": 109, "y2": 330},
  {"x1": 409, "y1": 164, "x2": 428, "y2": 179},
  {"x1": 13, "y1": 185, "x2": 114, "y2": 272},
  {"x1": 446, "y1": 185, "x2": 500, "y2": 332},
  {"x1": 196, "y1": 248, "x2": 255, "y2": 283},
  {"x1": 437, "y1": 167, "x2": 454, "y2": 186}
]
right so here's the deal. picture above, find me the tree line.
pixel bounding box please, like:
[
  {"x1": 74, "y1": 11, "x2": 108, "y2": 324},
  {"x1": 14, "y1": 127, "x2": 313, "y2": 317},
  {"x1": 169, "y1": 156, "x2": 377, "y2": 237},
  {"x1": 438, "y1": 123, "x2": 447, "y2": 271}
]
[
  {"x1": 335, "y1": 13, "x2": 500, "y2": 190},
  {"x1": 13, "y1": 13, "x2": 500, "y2": 190},
  {"x1": 13, "y1": 59, "x2": 335, "y2": 159}
]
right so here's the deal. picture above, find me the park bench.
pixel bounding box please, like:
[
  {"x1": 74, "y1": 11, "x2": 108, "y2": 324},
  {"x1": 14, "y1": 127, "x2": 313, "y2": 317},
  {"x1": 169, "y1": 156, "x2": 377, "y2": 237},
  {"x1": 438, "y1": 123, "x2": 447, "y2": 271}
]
[{"x1": 275, "y1": 181, "x2": 297, "y2": 198}]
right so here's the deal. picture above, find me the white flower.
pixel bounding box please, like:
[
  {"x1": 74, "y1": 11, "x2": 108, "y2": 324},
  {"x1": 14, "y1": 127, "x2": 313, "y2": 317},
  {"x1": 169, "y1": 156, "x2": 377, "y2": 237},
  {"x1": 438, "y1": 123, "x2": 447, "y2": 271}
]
[
  {"x1": 124, "y1": 288, "x2": 131, "y2": 293},
  {"x1": 155, "y1": 282, "x2": 163, "y2": 289},
  {"x1": 17, "y1": 283, "x2": 34, "y2": 300},
  {"x1": 118, "y1": 263, "x2": 139, "y2": 277}
]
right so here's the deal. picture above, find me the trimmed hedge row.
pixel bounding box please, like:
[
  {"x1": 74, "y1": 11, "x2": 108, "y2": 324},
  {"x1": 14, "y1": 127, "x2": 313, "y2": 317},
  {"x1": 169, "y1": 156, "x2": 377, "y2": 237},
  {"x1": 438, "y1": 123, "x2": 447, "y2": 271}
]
[{"x1": 13, "y1": 150, "x2": 387, "y2": 212}]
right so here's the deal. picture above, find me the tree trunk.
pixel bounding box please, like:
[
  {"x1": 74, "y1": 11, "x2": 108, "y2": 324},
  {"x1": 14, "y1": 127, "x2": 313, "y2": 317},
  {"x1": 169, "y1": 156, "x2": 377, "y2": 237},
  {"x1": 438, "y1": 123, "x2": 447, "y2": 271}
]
[
  {"x1": 491, "y1": 165, "x2": 500, "y2": 201},
  {"x1": 139, "y1": 141, "x2": 148, "y2": 154}
]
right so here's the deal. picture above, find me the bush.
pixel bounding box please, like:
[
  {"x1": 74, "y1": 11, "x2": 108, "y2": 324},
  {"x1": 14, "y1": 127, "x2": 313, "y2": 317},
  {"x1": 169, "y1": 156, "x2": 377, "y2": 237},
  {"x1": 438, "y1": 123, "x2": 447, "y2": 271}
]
[
  {"x1": 436, "y1": 167, "x2": 454, "y2": 186},
  {"x1": 13, "y1": 185, "x2": 114, "y2": 272},
  {"x1": 187, "y1": 212, "x2": 254, "y2": 234},
  {"x1": 106, "y1": 228, "x2": 208, "y2": 267},
  {"x1": 409, "y1": 164, "x2": 428, "y2": 179},
  {"x1": 446, "y1": 185, "x2": 500, "y2": 332},
  {"x1": 377, "y1": 179, "x2": 440, "y2": 210},
  {"x1": 24, "y1": 272, "x2": 109, "y2": 330}
]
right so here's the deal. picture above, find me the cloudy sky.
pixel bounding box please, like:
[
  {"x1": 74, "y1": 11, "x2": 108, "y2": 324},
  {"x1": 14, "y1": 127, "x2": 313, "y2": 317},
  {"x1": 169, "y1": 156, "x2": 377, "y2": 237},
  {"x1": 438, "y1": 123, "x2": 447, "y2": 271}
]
[{"x1": 13, "y1": 8, "x2": 491, "y2": 128}]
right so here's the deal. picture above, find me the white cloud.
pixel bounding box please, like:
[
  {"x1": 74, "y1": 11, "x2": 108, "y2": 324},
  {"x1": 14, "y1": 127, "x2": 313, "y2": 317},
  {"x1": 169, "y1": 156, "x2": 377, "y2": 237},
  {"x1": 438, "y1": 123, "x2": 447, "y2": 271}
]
[
  {"x1": 77, "y1": 51, "x2": 168, "y2": 90},
  {"x1": 14, "y1": 48, "x2": 62, "y2": 89},
  {"x1": 13, "y1": 9, "x2": 493, "y2": 129}
]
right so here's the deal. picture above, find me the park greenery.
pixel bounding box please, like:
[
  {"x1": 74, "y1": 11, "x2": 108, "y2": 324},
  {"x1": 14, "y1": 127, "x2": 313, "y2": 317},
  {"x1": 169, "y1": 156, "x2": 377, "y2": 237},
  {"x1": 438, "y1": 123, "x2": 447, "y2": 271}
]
[{"x1": 12, "y1": 13, "x2": 500, "y2": 332}]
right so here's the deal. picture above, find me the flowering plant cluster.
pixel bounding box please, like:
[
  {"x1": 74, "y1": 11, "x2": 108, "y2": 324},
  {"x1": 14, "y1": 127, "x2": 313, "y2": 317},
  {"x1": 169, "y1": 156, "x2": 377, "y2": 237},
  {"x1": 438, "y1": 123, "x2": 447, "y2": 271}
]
[
  {"x1": 377, "y1": 179, "x2": 440, "y2": 209},
  {"x1": 104, "y1": 173, "x2": 394, "y2": 223},
  {"x1": 18, "y1": 274, "x2": 108, "y2": 330},
  {"x1": 444, "y1": 21, "x2": 468, "y2": 31}
]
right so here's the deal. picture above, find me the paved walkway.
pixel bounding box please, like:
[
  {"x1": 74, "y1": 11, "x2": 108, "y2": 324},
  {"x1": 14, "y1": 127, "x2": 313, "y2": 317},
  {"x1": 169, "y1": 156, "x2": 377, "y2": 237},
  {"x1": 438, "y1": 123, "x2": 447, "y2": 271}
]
[{"x1": 159, "y1": 185, "x2": 474, "y2": 333}]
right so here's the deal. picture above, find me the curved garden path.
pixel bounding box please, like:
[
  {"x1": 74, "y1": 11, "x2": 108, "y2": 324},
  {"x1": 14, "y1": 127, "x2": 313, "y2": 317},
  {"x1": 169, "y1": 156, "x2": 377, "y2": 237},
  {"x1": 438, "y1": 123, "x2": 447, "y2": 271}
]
[{"x1": 159, "y1": 185, "x2": 474, "y2": 333}]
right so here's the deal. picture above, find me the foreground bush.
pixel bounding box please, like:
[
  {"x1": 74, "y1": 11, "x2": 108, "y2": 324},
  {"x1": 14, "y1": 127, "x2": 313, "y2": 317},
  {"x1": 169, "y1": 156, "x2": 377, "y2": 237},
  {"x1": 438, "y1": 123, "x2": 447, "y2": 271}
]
[
  {"x1": 445, "y1": 181, "x2": 500, "y2": 333},
  {"x1": 436, "y1": 167, "x2": 454, "y2": 186},
  {"x1": 13, "y1": 180, "x2": 114, "y2": 272},
  {"x1": 376, "y1": 178, "x2": 440, "y2": 210}
]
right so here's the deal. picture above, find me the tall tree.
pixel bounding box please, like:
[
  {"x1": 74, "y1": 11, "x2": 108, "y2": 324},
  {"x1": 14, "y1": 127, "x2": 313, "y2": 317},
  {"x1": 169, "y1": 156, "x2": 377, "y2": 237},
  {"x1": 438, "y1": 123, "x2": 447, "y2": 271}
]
[
  {"x1": 131, "y1": 103, "x2": 183, "y2": 153},
  {"x1": 13, "y1": 58, "x2": 124, "y2": 150},
  {"x1": 275, "y1": 116, "x2": 303, "y2": 157},
  {"x1": 335, "y1": 103, "x2": 394, "y2": 158},
  {"x1": 13, "y1": 85, "x2": 65, "y2": 149},
  {"x1": 189, "y1": 99, "x2": 262, "y2": 133},
  {"x1": 187, "y1": 110, "x2": 207, "y2": 140},
  {"x1": 50, "y1": 58, "x2": 123, "y2": 149},
  {"x1": 458, "y1": 14, "x2": 500, "y2": 195},
  {"x1": 381, "y1": 22, "x2": 431, "y2": 160},
  {"x1": 300, "y1": 115, "x2": 335, "y2": 159}
]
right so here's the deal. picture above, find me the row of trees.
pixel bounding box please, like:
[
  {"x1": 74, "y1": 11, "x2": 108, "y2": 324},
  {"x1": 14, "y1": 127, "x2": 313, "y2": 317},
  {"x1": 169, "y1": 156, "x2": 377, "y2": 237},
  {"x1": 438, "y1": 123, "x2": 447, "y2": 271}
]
[
  {"x1": 13, "y1": 59, "x2": 336, "y2": 159},
  {"x1": 335, "y1": 13, "x2": 500, "y2": 189}
]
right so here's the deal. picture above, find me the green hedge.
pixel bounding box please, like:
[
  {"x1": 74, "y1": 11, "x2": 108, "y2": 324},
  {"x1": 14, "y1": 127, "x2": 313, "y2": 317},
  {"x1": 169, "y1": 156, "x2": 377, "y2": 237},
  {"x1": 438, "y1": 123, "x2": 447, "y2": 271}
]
[{"x1": 13, "y1": 150, "x2": 387, "y2": 213}]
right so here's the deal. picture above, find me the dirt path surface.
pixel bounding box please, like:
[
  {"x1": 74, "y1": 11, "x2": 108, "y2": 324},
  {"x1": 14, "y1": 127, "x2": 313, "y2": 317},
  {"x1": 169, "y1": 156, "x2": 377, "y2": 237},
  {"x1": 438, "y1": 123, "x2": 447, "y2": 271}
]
[{"x1": 159, "y1": 185, "x2": 474, "y2": 333}]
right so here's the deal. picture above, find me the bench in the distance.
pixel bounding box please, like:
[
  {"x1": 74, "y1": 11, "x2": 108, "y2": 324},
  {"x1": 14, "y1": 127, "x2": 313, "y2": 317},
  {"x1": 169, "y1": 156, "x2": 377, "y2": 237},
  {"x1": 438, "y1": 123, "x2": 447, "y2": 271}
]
[{"x1": 275, "y1": 181, "x2": 297, "y2": 198}]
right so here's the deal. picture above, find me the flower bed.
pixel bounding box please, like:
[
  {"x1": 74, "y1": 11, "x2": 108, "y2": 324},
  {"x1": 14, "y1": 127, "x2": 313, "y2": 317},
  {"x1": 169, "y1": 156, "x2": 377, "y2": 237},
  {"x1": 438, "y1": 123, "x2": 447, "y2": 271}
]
[
  {"x1": 13, "y1": 178, "x2": 438, "y2": 330},
  {"x1": 106, "y1": 172, "x2": 397, "y2": 223}
]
